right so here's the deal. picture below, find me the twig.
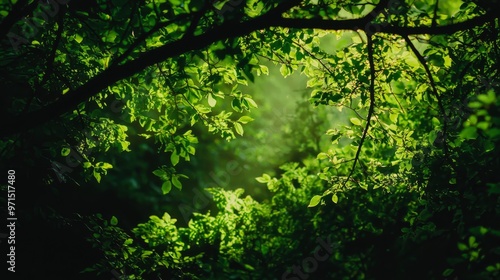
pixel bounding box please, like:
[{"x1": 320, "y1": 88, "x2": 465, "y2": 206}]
[
  {"x1": 291, "y1": 39, "x2": 334, "y2": 75},
  {"x1": 431, "y1": 0, "x2": 439, "y2": 28},
  {"x1": 403, "y1": 35, "x2": 448, "y2": 157},
  {"x1": 343, "y1": 35, "x2": 376, "y2": 187}
]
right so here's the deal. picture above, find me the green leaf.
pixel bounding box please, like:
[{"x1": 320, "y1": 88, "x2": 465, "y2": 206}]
[
  {"x1": 389, "y1": 113, "x2": 398, "y2": 123},
  {"x1": 428, "y1": 130, "x2": 437, "y2": 143},
  {"x1": 238, "y1": 116, "x2": 254, "y2": 124},
  {"x1": 317, "y1": 152, "x2": 329, "y2": 160},
  {"x1": 459, "y1": 126, "x2": 478, "y2": 140},
  {"x1": 196, "y1": 105, "x2": 211, "y2": 113},
  {"x1": 124, "y1": 238, "x2": 133, "y2": 245},
  {"x1": 256, "y1": 174, "x2": 271, "y2": 183},
  {"x1": 110, "y1": 216, "x2": 118, "y2": 225},
  {"x1": 243, "y1": 264, "x2": 255, "y2": 271},
  {"x1": 308, "y1": 195, "x2": 322, "y2": 207},
  {"x1": 332, "y1": 194, "x2": 339, "y2": 204},
  {"x1": 477, "y1": 121, "x2": 489, "y2": 130},
  {"x1": 141, "y1": 250, "x2": 153, "y2": 258},
  {"x1": 171, "y1": 176, "x2": 182, "y2": 190},
  {"x1": 93, "y1": 171, "x2": 101, "y2": 183},
  {"x1": 234, "y1": 122, "x2": 244, "y2": 136},
  {"x1": 432, "y1": 117, "x2": 440, "y2": 126},
  {"x1": 280, "y1": 64, "x2": 291, "y2": 77},
  {"x1": 105, "y1": 30, "x2": 118, "y2": 43},
  {"x1": 331, "y1": 134, "x2": 341, "y2": 142},
  {"x1": 486, "y1": 128, "x2": 500, "y2": 139},
  {"x1": 468, "y1": 101, "x2": 483, "y2": 109},
  {"x1": 208, "y1": 93, "x2": 217, "y2": 107},
  {"x1": 171, "y1": 152, "x2": 180, "y2": 166},
  {"x1": 162, "y1": 181, "x2": 172, "y2": 194},
  {"x1": 83, "y1": 162, "x2": 92, "y2": 168},
  {"x1": 350, "y1": 118, "x2": 362, "y2": 126},
  {"x1": 296, "y1": 51, "x2": 304, "y2": 60},
  {"x1": 477, "y1": 92, "x2": 495, "y2": 104},
  {"x1": 255, "y1": 177, "x2": 268, "y2": 183},
  {"x1": 75, "y1": 34, "x2": 83, "y2": 43},
  {"x1": 153, "y1": 169, "x2": 167, "y2": 179},
  {"x1": 101, "y1": 162, "x2": 113, "y2": 169},
  {"x1": 244, "y1": 97, "x2": 258, "y2": 108},
  {"x1": 468, "y1": 236, "x2": 476, "y2": 247},
  {"x1": 232, "y1": 98, "x2": 241, "y2": 112},
  {"x1": 61, "y1": 147, "x2": 71, "y2": 156},
  {"x1": 259, "y1": 65, "x2": 269, "y2": 75},
  {"x1": 282, "y1": 42, "x2": 291, "y2": 54}
]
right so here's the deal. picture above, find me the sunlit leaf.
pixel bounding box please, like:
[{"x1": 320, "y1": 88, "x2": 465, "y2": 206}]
[
  {"x1": 208, "y1": 94, "x2": 217, "y2": 107},
  {"x1": 237, "y1": 116, "x2": 254, "y2": 124},
  {"x1": 153, "y1": 169, "x2": 167, "y2": 179},
  {"x1": 171, "y1": 152, "x2": 180, "y2": 166},
  {"x1": 171, "y1": 176, "x2": 182, "y2": 190},
  {"x1": 244, "y1": 97, "x2": 258, "y2": 108},
  {"x1": 255, "y1": 177, "x2": 267, "y2": 183},
  {"x1": 317, "y1": 152, "x2": 329, "y2": 160},
  {"x1": 308, "y1": 195, "x2": 322, "y2": 207},
  {"x1": 280, "y1": 64, "x2": 291, "y2": 77},
  {"x1": 234, "y1": 122, "x2": 244, "y2": 136},
  {"x1": 350, "y1": 118, "x2": 362, "y2": 126},
  {"x1": 459, "y1": 126, "x2": 478, "y2": 140},
  {"x1": 61, "y1": 147, "x2": 71, "y2": 156},
  {"x1": 93, "y1": 171, "x2": 101, "y2": 183},
  {"x1": 162, "y1": 181, "x2": 172, "y2": 194},
  {"x1": 389, "y1": 113, "x2": 398, "y2": 123},
  {"x1": 75, "y1": 34, "x2": 84, "y2": 43}
]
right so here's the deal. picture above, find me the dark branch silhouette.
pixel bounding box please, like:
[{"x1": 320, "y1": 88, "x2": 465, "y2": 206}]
[
  {"x1": 344, "y1": 35, "x2": 376, "y2": 187},
  {"x1": 404, "y1": 35, "x2": 449, "y2": 157}
]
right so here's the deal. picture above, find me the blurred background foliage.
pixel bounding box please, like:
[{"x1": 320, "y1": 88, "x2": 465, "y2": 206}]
[{"x1": 0, "y1": 0, "x2": 499, "y2": 279}]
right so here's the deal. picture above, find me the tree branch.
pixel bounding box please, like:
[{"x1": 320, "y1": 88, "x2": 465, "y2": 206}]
[
  {"x1": 276, "y1": 10, "x2": 498, "y2": 35},
  {"x1": 111, "y1": 12, "x2": 194, "y2": 67}
]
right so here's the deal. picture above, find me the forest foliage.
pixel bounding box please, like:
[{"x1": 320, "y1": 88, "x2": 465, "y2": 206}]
[{"x1": 0, "y1": 0, "x2": 499, "y2": 279}]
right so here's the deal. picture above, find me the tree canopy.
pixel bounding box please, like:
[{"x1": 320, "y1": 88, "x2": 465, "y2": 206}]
[{"x1": 1, "y1": 0, "x2": 499, "y2": 279}]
